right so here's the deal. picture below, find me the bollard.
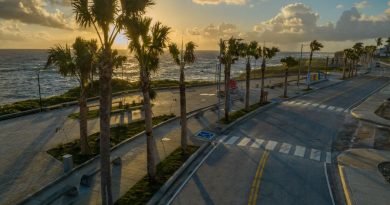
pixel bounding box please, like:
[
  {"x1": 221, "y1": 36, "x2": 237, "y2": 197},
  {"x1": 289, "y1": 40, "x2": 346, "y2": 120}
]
[
  {"x1": 63, "y1": 154, "x2": 73, "y2": 173},
  {"x1": 127, "y1": 111, "x2": 132, "y2": 123},
  {"x1": 120, "y1": 112, "x2": 124, "y2": 125}
]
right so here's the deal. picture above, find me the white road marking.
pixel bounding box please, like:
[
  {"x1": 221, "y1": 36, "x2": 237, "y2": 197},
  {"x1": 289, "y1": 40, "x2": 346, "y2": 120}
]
[
  {"x1": 288, "y1": 101, "x2": 296, "y2": 105},
  {"x1": 312, "y1": 103, "x2": 319, "y2": 107},
  {"x1": 327, "y1": 106, "x2": 335, "y2": 111},
  {"x1": 294, "y1": 146, "x2": 306, "y2": 157},
  {"x1": 237, "y1": 137, "x2": 251, "y2": 146},
  {"x1": 319, "y1": 105, "x2": 327, "y2": 109},
  {"x1": 279, "y1": 143, "x2": 292, "y2": 154},
  {"x1": 310, "y1": 149, "x2": 321, "y2": 161},
  {"x1": 250, "y1": 139, "x2": 264, "y2": 148},
  {"x1": 265, "y1": 140, "x2": 278, "y2": 151},
  {"x1": 225, "y1": 136, "x2": 239, "y2": 145},
  {"x1": 219, "y1": 135, "x2": 228, "y2": 143},
  {"x1": 336, "y1": 108, "x2": 344, "y2": 112},
  {"x1": 326, "y1": 152, "x2": 332, "y2": 164},
  {"x1": 344, "y1": 109, "x2": 349, "y2": 113},
  {"x1": 303, "y1": 102, "x2": 311, "y2": 106},
  {"x1": 295, "y1": 101, "x2": 303, "y2": 105}
]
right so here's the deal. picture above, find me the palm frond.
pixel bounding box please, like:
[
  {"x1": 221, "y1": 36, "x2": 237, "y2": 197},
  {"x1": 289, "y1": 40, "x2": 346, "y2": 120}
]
[
  {"x1": 72, "y1": 0, "x2": 93, "y2": 28},
  {"x1": 168, "y1": 43, "x2": 180, "y2": 66},
  {"x1": 184, "y1": 41, "x2": 197, "y2": 64}
]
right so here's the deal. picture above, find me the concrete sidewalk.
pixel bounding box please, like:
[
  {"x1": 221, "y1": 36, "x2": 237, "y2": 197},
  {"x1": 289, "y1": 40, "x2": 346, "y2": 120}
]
[
  {"x1": 3, "y1": 75, "x2": 339, "y2": 205},
  {"x1": 338, "y1": 149, "x2": 390, "y2": 205},
  {"x1": 351, "y1": 82, "x2": 390, "y2": 127}
]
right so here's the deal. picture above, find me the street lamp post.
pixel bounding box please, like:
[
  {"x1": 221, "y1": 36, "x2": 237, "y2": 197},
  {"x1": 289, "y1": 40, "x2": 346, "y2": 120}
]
[
  {"x1": 37, "y1": 70, "x2": 43, "y2": 112},
  {"x1": 297, "y1": 44, "x2": 304, "y2": 86}
]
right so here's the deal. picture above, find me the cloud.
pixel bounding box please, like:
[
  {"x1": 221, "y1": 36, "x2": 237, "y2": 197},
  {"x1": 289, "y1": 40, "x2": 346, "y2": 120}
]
[
  {"x1": 187, "y1": 23, "x2": 240, "y2": 39},
  {"x1": 250, "y1": 3, "x2": 390, "y2": 44},
  {"x1": 192, "y1": 0, "x2": 246, "y2": 5},
  {"x1": 336, "y1": 4, "x2": 344, "y2": 9},
  {"x1": 354, "y1": 1, "x2": 369, "y2": 9},
  {"x1": 0, "y1": 0, "x2": 70, "y2": 29},
  {"x1": 0, "y1": 20, "x2": 26, "y2": 41}
]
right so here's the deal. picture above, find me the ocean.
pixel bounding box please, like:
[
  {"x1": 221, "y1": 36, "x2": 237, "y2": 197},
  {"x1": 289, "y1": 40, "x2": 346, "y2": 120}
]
[{"x1": 0, "y1": 49, "x2": 334, "y2": 105}]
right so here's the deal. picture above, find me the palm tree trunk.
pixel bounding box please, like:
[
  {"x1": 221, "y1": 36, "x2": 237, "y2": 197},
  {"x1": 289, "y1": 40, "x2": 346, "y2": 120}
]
[
  {"x1": 224, "y1": 63, "x2": 230, "y2": 121},
  {"x1": 79, "y1": 80, "x2": 90, "y2": 155},
  {"x1": 260, "y1": 58, "x2": 266, "y2": 104},
  {"x1": 342, "y1": 58, "x2": 347, "y2": 79},
  {"x1": 283, "y1": 67, "x2": 288, "y2": 98},
  {"x1": 99, "y1": 59, "x2": 113, "y2": 205},
  {"x1": 245, "y1": 58, "x2": 251, "y2": 110},
  {"x1": 307, "y1": 52, "x2": 313, "y2": 90},
  {"x1": 141, "y1": 69, "x2": 156, "y2": 180},
  {"x1": 179, "y1": 63, "x2": 187, "y2": 154}
]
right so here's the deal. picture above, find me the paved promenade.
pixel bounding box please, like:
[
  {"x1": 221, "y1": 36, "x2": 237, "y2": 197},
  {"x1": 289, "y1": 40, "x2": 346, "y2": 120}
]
[{"x1": 0, "y1": 75, "x2": 337, "y2": 205}]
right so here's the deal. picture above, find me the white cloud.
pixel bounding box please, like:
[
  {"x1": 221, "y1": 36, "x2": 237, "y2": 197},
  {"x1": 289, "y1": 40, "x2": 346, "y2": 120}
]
[
  {"x1": 192, "y1": 0, "x2": 246, "y2": 5},
  {"x1": 354, "y1": 1, "x2": 369, "y2": 9},
  {"x1": 336, "y1": 4, "x2": 344, "y2": 9}
]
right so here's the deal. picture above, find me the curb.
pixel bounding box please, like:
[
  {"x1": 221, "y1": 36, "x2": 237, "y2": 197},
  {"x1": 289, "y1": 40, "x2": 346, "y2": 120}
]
[
  {"x1": 338, "y1": 165, "x2": 353, "y2": 205},
  {"x1": 147, "y1": 142, "x2": 211, "y2": 205}
]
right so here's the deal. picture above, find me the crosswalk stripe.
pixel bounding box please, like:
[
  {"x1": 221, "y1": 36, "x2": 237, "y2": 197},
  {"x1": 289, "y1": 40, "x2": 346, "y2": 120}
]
[
  {"x1": 225, "y1": 136, "x2": 239, "y2": 145},
  {"x1": 312, "y1": 103, "x2": 319, "y2": 107},
  {"x1": 302, "y1": 102, "x2": 311, "y2": 106},
  {"x1": 237, "y1": 137, "x2": 251, "y2": 146},
  {"x1": 279, "y1": 143, "x2": 292, "y2": 154},
  {"x1": 294, "y1": 146, "x2": 306, "y2": 157},
  {"x1": 336, "y1": 108, "x2": 344, "y2": 112},
  {"x1": 265, "y1": 140, "x2": 278, "y2": 151},
  {"x1": 288, "y1": 101, "x2": 296, "y2": 105},
  {"x1": 250, "y1": 139, "x2": 264, "y2": 148},
  {"x1": 326, "y1": 152, "x2": 331, "y2": 163},
  {"x1": 344, "y1": 109, "x2": 349, "y2": 113},
  {"x1": 319, "y1": 105, "x2": 327, "y2": 109},
  {"x1": 310, "y1": 149, "x2": 321, "y2": 161},
  {"x1": 327, "y1": 106, "x2": 335, "y2": 111}
]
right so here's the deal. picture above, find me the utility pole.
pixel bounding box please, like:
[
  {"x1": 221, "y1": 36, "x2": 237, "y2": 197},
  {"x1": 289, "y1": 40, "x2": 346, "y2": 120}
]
[{"x1": 37, "y1": 70, "x2": 43, "y2": 112}]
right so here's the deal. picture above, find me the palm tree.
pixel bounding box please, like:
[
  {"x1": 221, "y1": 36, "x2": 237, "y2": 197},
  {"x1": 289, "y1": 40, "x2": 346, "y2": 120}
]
[
  {"x1": 260, "y1": 46, "x2": 280, "y2": 103},
  {"x1": 124, "y1": 16, "x2": 170, "y2": 181},
  {"x1": 376, "y1": 37, "x2": 383, "y2": 48},
  {"x1": 343, "y1": 49, "x2": 351, "y2": 79},
  {"x1": 239, "y1": 41, "x2": 258, "y2": 110},
  {"x1": 219, "y1": 37, "x2": 241, "y2": 121},
  {"x1": 168, "y1": 41, "x2": 196, "y2": 154},
  {"x1": 353, "y1": 42, "x2": 364, "y2": 76},
  {"x1": 386, "y1": 37, "x2": 390, "y2": 57},
  {"x1": 280, "y1": 56, "x2": 298, "y2": 98},
  {"x1": 71, "y1": 0, "x2": 154, "y2": 203},
  {"x1": 307, "y1": 40, "x2": 323, "y2": 90},
  {"x1": 46, "y1": 37, "x2": 97, "y2": 155}
]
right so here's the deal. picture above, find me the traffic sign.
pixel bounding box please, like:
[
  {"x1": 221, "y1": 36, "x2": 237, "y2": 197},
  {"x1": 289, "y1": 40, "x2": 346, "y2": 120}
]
[{"x1": 195, "y1": 130, "x2": 216, "y2": 141}]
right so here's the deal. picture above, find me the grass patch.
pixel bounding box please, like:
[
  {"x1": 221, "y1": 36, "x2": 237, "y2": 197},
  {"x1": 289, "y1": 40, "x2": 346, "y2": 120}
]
[
  {"x1": 0, "y1": 79, "x2": 212, "y2": 116},
  {"x1": 68, "y1": 102, "x2": 144, "y2": 120},
  {"x1": 114, "y1": 145, "x2": 199, "y2": 205},
  {"x1": 47, "y1": 114, "x2": 175, "y2": 165},
  {"x1": 220, "y1": 102, "x2": 269, "y2": 124}
]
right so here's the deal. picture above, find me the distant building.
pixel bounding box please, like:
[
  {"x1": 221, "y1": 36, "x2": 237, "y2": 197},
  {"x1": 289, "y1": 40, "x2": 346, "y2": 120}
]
[
  {"x1": 376, "y1": 45, "x2": 390, "y2": 57},
  {"x1": 333, "y1": 51, "x2": 345, "y2": 67}
]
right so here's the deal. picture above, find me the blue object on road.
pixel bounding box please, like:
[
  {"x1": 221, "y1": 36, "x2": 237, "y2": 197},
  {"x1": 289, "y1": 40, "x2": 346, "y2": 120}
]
[{"x1": 196, "y1": 131, "x2": 216, "y2": 141}]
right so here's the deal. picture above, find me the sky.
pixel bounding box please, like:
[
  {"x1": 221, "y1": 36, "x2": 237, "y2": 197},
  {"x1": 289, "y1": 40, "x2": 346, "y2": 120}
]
[{"x1": 0, "y1": 0, "x2": 390, "y2": 51}]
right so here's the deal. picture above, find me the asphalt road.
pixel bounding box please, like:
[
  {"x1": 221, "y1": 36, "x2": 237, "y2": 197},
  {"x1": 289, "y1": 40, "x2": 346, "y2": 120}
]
[{"x1": 170, "y1": 75, "x2": 389, "y2": 205}]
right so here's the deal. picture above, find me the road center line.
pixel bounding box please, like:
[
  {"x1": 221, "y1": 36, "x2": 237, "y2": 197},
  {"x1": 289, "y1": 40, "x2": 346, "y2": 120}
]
[{"x1": 248, "y1": 151, "x2": 270, "y2": 205}]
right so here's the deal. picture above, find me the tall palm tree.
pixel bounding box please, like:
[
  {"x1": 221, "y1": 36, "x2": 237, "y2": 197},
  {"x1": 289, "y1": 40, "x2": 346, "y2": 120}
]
[
  {"x1": 343, "y1": 49, "x2": 351, "y2": 79},
  {"x1": 353, "y1": 42, "x2": 364, "y2": 76},
  {"x1": 239, "y1": 41, "x2": 258, "y2": 110},
  {"x1": 260, "y1": 46, "x2": 279, "y2": 103},
  {"x1": 46, "y1": 37, "x2": 97, "y2": 155},
  {"x1": 386, "y1": 37, "x2": 390, "y2": 57},
  {"x1": 71, "y1": 0, "x2": 154, "y2": 203},
  {"x1": 280, "y1": 56, "x2": 298, "y2": 98},
  {"x1": 124, "y1": 16, "x2": 170, "y2": 180},
  {"x1": 307, "y1": 40, "x2": 323, "y2": 90},
  {"x1": 219, "y1": 37, "x2": 241, "y2": 122},
  {"x1": 168, "y1": 41, "x2": 196, "y2": 154}
]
